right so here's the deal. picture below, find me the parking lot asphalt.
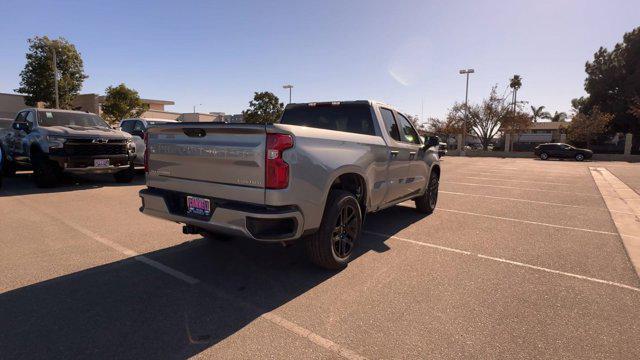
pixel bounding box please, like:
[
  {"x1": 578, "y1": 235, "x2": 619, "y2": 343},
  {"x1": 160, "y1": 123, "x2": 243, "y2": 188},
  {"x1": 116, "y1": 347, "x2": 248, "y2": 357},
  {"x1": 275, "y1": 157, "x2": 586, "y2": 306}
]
[{"x1": 1, "y1": 157, "x2": 640, "y2": 359}]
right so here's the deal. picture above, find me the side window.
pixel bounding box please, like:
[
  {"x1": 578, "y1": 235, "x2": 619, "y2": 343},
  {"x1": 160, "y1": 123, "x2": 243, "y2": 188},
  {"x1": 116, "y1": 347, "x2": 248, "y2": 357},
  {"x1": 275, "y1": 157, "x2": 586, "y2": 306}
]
[
  {"x1": 25, "y1": 111, "x2": 35, "y2": 126},
  {"x1": 396, "y1": 113, "x2": 421, "y2": 145},
  {"x1": 120, "y1": 120, "x2": 134, "y2": 134},
  {"x1": 133, "y1": 120, "x2": 145, "y2": 132},
  {"x1": 14, "y1": 111, "x2": 27, "y2": 123},
  {"x1": 379, "y1": 108, "x2": 401, "y2": 141}
]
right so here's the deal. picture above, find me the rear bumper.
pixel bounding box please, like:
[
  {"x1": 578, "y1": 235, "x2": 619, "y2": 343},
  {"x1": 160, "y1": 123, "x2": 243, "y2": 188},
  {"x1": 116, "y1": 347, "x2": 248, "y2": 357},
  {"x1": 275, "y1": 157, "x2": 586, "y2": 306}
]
[{"x1": 139, "y1": 188, "x2": 304, "y2": 242}]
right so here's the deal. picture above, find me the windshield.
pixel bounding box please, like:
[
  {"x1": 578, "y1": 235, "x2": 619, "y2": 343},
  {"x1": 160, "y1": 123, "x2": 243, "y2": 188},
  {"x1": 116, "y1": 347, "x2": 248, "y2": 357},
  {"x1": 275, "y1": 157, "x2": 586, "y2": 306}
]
[
  {"x1": 280, "y1": 103, "x2": 375, "y2": 136},
  {"x1": 37, "y1": 111, "x2": 110, "y2": 128},
  {"x1": 146, "y1": 121, "x2": 174, "y2": 127}
]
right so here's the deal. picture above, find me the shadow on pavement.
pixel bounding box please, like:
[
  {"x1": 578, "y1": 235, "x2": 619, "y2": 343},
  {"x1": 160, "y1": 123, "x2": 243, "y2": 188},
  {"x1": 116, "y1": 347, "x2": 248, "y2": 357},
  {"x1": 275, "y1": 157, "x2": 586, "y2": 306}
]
[
  {"x1": 0, "y1": 205, "x2": 428, "y2": 358},
  {"x1": 0, "y1": 170, "x2": 146, "y2": 197}
]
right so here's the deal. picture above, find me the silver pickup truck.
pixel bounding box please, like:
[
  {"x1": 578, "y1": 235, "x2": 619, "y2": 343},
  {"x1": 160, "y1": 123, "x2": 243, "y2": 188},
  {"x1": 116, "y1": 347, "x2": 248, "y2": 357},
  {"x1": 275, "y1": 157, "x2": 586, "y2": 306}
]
[{"x1": 140, "y1": 100, "x2": 441, "y2": 269}]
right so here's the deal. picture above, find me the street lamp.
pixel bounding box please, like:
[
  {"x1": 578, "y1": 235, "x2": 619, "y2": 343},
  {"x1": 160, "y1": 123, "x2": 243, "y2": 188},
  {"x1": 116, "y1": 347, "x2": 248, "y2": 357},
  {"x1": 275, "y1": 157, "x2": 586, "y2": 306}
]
[
  {"x1": 459, "y1": 68, "x2": 474, "y2": 156},
  {"x1": 282, "y1": 84, "x2": 293, "y2": 104},
  {"x1": 193, "y1": 103, "x2": 202, "y2": 113}
]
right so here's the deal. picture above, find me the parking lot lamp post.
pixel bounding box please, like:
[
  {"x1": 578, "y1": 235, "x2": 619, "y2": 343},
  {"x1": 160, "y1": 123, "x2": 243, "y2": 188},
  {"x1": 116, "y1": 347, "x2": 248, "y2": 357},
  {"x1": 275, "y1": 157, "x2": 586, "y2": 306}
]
[
  {"x1": 52, "y1": 47, "x2": 59, "y2": 109},
  {"x1": 459, "y1": 69, "x2": 474, "y2": 155},
  {"x1": 283, "y1": 84, "x2": 293, "y2": 104}
]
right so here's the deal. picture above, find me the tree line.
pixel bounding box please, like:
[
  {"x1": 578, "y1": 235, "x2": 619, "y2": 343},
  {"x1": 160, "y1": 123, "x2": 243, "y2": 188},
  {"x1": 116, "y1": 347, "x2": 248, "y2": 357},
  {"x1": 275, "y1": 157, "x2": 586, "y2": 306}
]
[
  {"x1": 15, "y1": 26, "x2": 640, "y2": 137},
  {"x1": 426, "y1": 26, "x2": 640, "y2": 149}
]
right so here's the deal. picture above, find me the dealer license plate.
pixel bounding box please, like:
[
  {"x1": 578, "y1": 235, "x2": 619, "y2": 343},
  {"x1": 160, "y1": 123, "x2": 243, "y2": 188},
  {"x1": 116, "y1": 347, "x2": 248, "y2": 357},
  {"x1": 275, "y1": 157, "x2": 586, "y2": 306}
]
[
  {"x1": 186, "y1": 196, "x2": 211, "y2": 216},
  {"x1": 94, "y1": 159, "x2": 110, "y2": 167}
]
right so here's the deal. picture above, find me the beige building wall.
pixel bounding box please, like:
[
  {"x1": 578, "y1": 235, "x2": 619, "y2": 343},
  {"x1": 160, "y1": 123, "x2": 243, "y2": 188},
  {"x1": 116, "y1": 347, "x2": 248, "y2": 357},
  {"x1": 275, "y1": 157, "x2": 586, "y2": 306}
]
[
  {"x1": 148, "y1": 103, "x2": 165, "y2": 111},
  {"x1": 178, "y1": 113, "x2": 220, "y2": 122},
  {"x1": 0, "y1": 93, "x2": 28, "y2": 119},
  {"x1": 140, "y1": 109, "x2": 181, "y2": 120},
  {"x1": 72, "y1": 94, "x2": 100, "y2": 114}
]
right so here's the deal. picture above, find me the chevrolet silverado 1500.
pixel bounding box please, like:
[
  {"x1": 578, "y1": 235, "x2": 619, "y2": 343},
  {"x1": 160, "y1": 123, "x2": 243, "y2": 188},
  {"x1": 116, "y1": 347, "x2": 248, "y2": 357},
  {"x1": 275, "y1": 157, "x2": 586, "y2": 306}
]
[
  {"x1": 0, "y1": 109, "x2": 136, "y2": 187},
  {"x1": 139, "y1": 100, "x2": 440, "y2": 269}
]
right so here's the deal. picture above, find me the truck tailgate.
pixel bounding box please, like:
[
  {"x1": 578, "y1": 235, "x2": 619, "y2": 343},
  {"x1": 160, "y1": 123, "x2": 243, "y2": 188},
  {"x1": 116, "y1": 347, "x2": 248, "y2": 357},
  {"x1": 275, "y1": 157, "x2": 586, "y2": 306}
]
[{"x1": 146, "y1": 123, "x2": 267, "y2": 204}]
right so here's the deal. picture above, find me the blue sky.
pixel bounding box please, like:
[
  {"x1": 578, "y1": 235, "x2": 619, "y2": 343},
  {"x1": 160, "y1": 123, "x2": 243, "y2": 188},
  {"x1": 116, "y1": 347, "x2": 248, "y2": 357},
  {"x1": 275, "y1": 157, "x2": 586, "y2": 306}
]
[{"x1": 1, "y1": 0, "x2": 638, "y2": 121}]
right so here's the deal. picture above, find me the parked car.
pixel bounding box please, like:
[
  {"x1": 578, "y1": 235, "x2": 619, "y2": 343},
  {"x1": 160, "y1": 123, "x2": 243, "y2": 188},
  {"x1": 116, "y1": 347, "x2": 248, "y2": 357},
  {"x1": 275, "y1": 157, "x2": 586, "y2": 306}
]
[
  {"x1": 0, "y1": 108, "x2": 136, "y2": 187},
  {"x1": 534, "y1": 143, "x2": 593, "y2": 161},
  {"x1": 139, "y1": 100, "x2": 441, "y2": 269},
  {"x1": 119, "y1": 118, "x2": 177, "y2": 166},
  {"x1": 437, "y1": 142, "x2": 447, "y2": 157}
]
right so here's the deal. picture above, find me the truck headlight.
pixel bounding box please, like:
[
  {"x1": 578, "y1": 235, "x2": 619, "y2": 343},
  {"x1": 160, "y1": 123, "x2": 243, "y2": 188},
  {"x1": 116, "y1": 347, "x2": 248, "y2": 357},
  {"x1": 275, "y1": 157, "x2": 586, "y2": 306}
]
[
  {"x1": 126, "y1": 138, "x2": 136, "y2": 152},
  {"x1": 47, "y1": 135, "x2": 67, "y2": 149}
]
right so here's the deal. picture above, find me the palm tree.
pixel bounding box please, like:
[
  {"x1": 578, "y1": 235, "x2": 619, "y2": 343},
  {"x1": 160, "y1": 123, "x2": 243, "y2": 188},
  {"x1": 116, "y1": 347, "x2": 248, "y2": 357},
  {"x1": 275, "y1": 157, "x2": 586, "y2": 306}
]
[
  {"x1": 550, "y1": 111, "x2": 567, "y2": 122},
  {"x1": 509, "y1": 75, "x2": 523, "y2": 113},
  {"x1": 530, "y1": 105, "x2": 550, "y2": 122}
]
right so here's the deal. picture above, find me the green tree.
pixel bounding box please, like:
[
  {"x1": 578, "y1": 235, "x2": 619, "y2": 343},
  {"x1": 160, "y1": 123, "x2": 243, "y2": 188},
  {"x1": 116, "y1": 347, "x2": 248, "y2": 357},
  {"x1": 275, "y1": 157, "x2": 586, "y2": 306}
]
[
  {"x1": 573, "y1": 26, "x2": 640, "y2": 134},
  {"x1": 242, "y1": 91, "x2": 284, "y2": 124},
  {"x1": 549, "y1": 111, "x2": 567, "y2": 122},
  {"x1": 101, "y1": 84, "x2": 149, "y2": 124},
  {"x1": 509, "y1": 74, "x2": 523, "y2": 113},
  {"x1": 567, "y1": 107, "x2": 613, "y2": 146},
  {"x1": 15, "y1": 36, "x2": 87, "y2": 109},
  {"x1": 530, "y1": 105, "x2": 550, "y2": 122}
]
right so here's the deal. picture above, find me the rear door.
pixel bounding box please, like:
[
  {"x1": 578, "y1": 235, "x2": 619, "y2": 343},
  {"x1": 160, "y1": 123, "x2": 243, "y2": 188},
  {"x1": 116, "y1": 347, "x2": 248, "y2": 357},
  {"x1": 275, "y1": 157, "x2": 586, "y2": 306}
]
[
  {"x1": 378, "y1": 107, "x2": 414, "y2": 203},
  {"x1": 146, "y1": 123, "x2": 267, "y2": 204},
  {"x1": 395, "y1": 112, "x2": 426, "y2": 194},
  {"x1": 11, "y1": 111, "x2": 31, "y2": 161},
  {"x1": 132, "y1": 120, "x2": 146, "y2": 164}
]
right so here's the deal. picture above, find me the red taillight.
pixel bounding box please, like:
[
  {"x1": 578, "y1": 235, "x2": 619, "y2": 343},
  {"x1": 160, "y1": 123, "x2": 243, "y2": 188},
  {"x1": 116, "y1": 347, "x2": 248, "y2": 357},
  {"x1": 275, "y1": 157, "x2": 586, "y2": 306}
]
[
  {"x1": 143, "y1": 132, "x2": 149, "y2": 173},
  {"x1": 265, "y1": 133, "x2": 293, "y2": 189}
]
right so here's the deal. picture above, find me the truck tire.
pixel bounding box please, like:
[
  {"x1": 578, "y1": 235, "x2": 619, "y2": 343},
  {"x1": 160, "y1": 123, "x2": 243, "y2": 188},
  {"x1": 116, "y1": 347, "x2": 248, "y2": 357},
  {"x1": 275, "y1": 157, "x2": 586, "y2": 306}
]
[
  {"x1": 305, "y1": 190, "x2": 362, "y2": 270},
  {"x1": 113, "y1": 165, "x2": 136, "y2": 183},
  {"x1": 0, "y1": 145, "x2": 16, "y2": 176},
  {"x1": 414, "y1": 171, "x2": 439, "y2": 214},
  {"x1": 32, "y1": 152, "x2": 60, "y2": 188}
]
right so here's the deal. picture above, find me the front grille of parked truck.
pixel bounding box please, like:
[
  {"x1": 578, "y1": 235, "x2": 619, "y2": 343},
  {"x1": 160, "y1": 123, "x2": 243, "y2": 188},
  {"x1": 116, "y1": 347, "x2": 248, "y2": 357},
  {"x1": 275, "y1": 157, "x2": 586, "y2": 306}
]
[{"x1": 61, "y1": 139, "x2": 128, "y2": 156}]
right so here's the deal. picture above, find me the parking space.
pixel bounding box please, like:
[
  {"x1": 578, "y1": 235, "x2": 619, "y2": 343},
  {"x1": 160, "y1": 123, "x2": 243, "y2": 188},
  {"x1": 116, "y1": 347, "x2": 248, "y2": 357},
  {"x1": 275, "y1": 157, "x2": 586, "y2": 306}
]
[{"x1": 1, "y1": 157, "x2": 640, "y2": 358}]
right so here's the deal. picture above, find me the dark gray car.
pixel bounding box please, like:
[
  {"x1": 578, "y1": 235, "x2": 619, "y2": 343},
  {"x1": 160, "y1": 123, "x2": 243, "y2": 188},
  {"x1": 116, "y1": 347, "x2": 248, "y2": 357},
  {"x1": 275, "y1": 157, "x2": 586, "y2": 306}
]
[{"x1": 0, "y1": 109, "x2": 136, "y2": 187}]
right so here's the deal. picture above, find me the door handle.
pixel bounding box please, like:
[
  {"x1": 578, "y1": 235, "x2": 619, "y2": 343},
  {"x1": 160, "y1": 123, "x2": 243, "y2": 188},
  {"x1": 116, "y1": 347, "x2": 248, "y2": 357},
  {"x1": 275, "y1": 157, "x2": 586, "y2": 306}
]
[{"x1": 390, "y1": 150, "x2": 399, "y2": 157}]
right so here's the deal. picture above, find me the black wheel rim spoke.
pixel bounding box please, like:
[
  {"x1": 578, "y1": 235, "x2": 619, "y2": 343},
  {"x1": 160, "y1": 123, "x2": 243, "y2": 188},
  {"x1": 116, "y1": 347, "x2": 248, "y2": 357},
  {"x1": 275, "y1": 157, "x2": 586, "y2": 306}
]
[{"x1": 332, "y1": 204, "x2": 357, "y2": 258}]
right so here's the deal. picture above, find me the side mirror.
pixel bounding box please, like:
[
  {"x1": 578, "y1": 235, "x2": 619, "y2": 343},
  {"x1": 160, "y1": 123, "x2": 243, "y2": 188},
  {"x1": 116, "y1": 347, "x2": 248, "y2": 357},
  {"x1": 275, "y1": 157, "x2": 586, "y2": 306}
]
[
  {"x1": 12, "y1": 122, "x2": 29, "y2": 132},
  {"x1": 425, "y1": 136, "x2": 440, "y2": 148},
  {"x1": 131, "y1": 130, "x2": 144, "y2": 138}
]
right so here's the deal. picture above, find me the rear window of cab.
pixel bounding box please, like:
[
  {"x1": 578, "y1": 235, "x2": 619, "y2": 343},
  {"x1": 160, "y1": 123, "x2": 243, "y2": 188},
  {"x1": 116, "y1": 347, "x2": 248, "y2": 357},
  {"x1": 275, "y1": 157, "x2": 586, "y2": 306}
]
[{"x1": 280, "y1": 103, "x2": 375, "y2": 136}]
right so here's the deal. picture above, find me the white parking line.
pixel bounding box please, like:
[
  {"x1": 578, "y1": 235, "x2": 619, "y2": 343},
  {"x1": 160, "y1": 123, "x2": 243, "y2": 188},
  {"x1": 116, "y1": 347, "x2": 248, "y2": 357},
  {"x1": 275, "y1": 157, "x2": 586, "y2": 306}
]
[
  {"x1": 14, "y1": 197, "x2": 366, "y2": 360},
  {"x1": 363, "y1": 231, "x2": 640, "y2": 293},
  {"x1": 452, "y1": 167, "x2": 587, "y2": 176},
  {"x1": 438, "y1": 191, "x2": 634, "y2": 214},
  {"x1": 436, "y1": 208, "x2": 619, "y2": 236},
  {"x1": 461, "y1": 176, "x2": 575, "y2": 186},
  {"x1": 451, "y1": 171, "x2": 585, "y2": 179},
  {"x1": 444, "y1": 181, "x2": 603, "y2": 197}
]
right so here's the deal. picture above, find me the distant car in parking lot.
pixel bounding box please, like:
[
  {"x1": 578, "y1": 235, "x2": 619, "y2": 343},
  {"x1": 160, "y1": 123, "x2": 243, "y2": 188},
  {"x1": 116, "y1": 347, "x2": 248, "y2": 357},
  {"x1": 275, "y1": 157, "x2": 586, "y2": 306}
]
[
  {"x1": 119, "y1": 118, "x2": 177, "y2": 166},
  {"x1": 438, "y1": 142, "x2": 447, "y2": 157},
  {"x1": 534, "y1": 143, "x2": 593, "y2": 161}
]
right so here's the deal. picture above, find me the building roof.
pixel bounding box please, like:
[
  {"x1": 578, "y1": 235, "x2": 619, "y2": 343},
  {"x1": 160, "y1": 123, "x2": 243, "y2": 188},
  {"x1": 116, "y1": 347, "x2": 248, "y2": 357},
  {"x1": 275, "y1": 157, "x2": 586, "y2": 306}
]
[
  {"x1": 529, "y1": 121, "x2": 569, "y2": 130},
  {"x1": 95, "y1": 95, "x2": 175, "y2": 106}
]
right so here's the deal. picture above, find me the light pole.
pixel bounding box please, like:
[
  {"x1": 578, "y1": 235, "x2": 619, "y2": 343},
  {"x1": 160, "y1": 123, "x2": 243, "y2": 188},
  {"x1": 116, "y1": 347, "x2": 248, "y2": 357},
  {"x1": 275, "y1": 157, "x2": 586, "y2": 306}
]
[
  {"x1": 282, "y1": 84, "x2": 293, "y2": 104},
  {"x1": 52, "y1": 46, "x2": 60, "y2": 109},
  {"x1": 459, "y1": 68, "x2": 474, "y2": 155},
  {"x1": 193, "y1": 103, "x2": 202, "y2": 113}
]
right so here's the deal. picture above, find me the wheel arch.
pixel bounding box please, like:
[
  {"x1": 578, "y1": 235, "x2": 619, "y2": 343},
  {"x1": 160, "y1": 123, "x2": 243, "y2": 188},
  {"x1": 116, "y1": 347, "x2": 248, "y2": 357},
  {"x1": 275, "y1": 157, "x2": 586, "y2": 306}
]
[{"x1": 322, "y1": 167, "x2": 369, "y2": 217}]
